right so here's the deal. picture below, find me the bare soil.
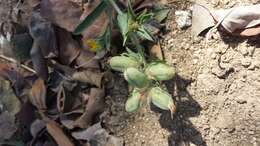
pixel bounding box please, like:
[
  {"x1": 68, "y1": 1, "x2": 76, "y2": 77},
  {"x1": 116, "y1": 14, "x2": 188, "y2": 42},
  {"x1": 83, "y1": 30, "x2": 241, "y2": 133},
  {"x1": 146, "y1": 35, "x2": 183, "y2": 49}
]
[{"x1": 106, "y1": 1, "x2": 260, "y2": 146}]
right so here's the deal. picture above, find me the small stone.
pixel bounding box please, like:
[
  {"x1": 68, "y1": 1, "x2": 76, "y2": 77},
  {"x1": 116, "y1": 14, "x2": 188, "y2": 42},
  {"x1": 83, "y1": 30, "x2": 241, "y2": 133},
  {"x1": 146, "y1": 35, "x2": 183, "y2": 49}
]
[
  {"x1": 175, "y1": 10, "x2": 192, "y2": 29},
  {"x1": 193, "y1": 59, "x2": 198, "y2": 64},
  {"x1": 248, "y1": 46, "x2": 255, "y2": 56},
  {"x1": 211, "y1": 53, "x2": 217, "y2": 59},
  {"x1": 236, "y1": 97, "x2": 247, "y2": 104},
  {"x1": 240, "y1": 47, "x2": 248, "y2": 56},
  {"x1": 241, "y1": 58, "x2": 251, "y2": 67},
  {"x1": 167, "y1": 38, "x2": 174, "y2": 45}
]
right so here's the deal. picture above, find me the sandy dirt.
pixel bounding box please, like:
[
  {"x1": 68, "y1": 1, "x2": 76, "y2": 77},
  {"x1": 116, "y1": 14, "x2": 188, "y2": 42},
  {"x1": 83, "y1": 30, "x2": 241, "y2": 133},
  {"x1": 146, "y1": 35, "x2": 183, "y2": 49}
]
[{"x1": 106, "y1": 1, "x2": 260, "y2": 146}]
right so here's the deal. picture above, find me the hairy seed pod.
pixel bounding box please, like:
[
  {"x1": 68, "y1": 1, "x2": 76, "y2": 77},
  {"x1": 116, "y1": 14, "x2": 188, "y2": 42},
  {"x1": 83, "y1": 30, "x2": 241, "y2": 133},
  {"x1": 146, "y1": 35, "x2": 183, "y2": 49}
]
[
  {"x1": 125, "y1": 89, "x2": 142, "y2": 112},
  {"x1": 149, "y1": 87, "x2": 175, "y2": 113},
  {"x1": 145, "y1": 63, "x2": 176, "y2": 81},
  {"x1": 109, "y1": 56, "x2": 141, "y2": 72},
  {"x1": 124, "y1": 68, "x2": 149, "y2": 88}
]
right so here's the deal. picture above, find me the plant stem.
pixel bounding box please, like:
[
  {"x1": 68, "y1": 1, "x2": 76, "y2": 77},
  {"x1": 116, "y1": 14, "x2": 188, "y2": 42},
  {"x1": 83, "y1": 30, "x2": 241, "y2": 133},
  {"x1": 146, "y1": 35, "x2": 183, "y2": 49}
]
[
  {"x1": 0, "y1": 54, "x2": 36, "y2": 73},
  {"x1": 107, "y1": 0, "x2": 123, "y2": 15},
  {"x1": 130, "y1": 34, "x2": 146, "y2": 65}
]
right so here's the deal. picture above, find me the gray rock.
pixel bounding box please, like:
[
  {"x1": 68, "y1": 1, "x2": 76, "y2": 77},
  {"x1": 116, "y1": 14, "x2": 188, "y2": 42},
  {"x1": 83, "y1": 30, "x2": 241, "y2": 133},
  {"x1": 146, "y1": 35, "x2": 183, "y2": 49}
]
[{"x1": 175, "y1": 10, "x2": 192, "y2": 29}]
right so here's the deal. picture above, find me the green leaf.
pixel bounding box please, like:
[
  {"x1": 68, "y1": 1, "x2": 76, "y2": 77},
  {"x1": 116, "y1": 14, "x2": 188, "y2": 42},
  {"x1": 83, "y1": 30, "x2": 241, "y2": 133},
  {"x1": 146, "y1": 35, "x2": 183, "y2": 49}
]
[
  {"x1": 117, "y1": 13, "x2": 129, "y2": 45},
  {"x1": 136, "y1": 10, "x2": 153, "y2": 23},
  {"x1": 154, "y1": 8, "x2": 170, "y2": 22},
  {"x1": 127, "y1": 0, "x2": 136, "y2": 19},
  {"x1": 97, "y1": 25, "x2": 111, "y2": 50},
  {"x1": 137, "y1": 25, "x2": 154, "y2": 41},
  {"x1": 73, "y1": 1, "x2": 107, "y2": 35},
  {"x1": 117, "y1": 13, "x2": 128, "y2": 36}
]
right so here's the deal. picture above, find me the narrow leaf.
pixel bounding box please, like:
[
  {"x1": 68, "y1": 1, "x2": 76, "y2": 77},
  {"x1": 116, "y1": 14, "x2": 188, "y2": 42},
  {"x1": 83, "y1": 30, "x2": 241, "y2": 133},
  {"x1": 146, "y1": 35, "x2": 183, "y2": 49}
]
[
  {"x1": 117, "y1": 13, "x2": 128, "y2": 36},
  {"x1": 137, "y1": 26, "x2": 154, "y2": 41},
  {"x1": 74, "y1": 1, "x2": 107, "y2": 35}
]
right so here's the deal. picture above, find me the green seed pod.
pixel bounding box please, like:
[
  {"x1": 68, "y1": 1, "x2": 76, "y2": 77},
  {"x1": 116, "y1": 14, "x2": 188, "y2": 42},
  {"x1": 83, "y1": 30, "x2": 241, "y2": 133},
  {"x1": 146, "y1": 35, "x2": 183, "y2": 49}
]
[
  {"x1": 145, "y1": 63, "x2": 176, "y2": 81},
  {"x1": 125, "y1": 89, "x2": 142, "y2": 112},
  {"x1": 124, "y1": 68, "x2": 149, "y2": 88},
  {"x1": 109, "y1": 56, "x2": 141, "y2": 72},
  {"x1": 148, "y1": 87, "x2": 175, "y2": 112}
]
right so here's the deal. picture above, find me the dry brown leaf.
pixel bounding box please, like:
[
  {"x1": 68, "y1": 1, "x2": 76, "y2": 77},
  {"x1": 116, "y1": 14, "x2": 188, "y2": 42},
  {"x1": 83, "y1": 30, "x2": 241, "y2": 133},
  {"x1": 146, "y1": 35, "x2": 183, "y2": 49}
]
[
  {"x1": 30, "y1": 78, "x2": 47, "y2": 111},
  {"x1": 46, "y1": 120, "x2": 75, "y2": 146},
  {"x1": 27, "y1": 0, "x2": 41, "y2": 8},
  {"x1": 72, "y1": 70, "x2": 104, "y2": 88},
  {"x1": 72, "y1": 122, "x2": 102, "y2": 140},
  {"x1": 74, "y1": 88, "x2": 105, "y2": 128},
  {"x1": 30, "y1": 119, "x2": 45, "y2": 138},
  {"x1": 213, "y1": 5, "x2": 260, "y2": 34},
  {"x1": 196, "y1": 4, "x2": 260, "y2": 36},
  {"x1": 0, "y1": 112, "x2": 17, "y2": 140},
  {"x1": 29, "y1": 10, "x2": 58, "y2": 59},
  {"x1": 40, "y1": 0, "x2": 82, "y2": 32},
  {"x1": 75, "y1": 50, "x2": 99, "y2": 69},
  {"x1": 56, "y1": 27, "x2": 81, "y2": 65},
  {"x1": 30, "y1": 42, "x2": 49, "y2": 81},
  {"x1": 150, "y1": 43, "x2": 163, "y2": 60},
  {"x1": 191, "y1": 3, "x2": 215, "y2": 36},
  {"x1": 238, "y1": 26, "x2": 260, "y2": 36},
  {"x1": 29, "y1": 10, "x2": 58, "y2": 80}
]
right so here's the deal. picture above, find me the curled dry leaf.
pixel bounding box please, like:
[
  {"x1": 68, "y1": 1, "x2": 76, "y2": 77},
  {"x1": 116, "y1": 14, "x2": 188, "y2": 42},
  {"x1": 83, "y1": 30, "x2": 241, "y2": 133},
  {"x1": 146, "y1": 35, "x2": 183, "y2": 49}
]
[
  {"x1": 74, "y1": 88, "x2": 105, "y2": 128},
  {"x1": 57, "y1": 81, "x2": 77, "y2": 113},
  {"x1": 46, "y1": 120, "x2": 75, "y2": 146},
  {"x1": 191, "y1": 3, "x2": 215, "y2": 36},
  {"x1": 30, "y1": 78, "x2": 47, "y2": 111},
  {"x1": 56, "y1": 27, "x2": 80, "y2": 65},
  {"x1": 72, "y1": 69, "x2": 104, "y2": 88},
  {"x1": 193, "y1": 3, "x2": 260, "y2": 36},
  {"x1": 40, "y1": 0, "x2": 82, "y2": 32},
  {"x1": 149, "y1": 43, "x2": 163, "y2": 60}
]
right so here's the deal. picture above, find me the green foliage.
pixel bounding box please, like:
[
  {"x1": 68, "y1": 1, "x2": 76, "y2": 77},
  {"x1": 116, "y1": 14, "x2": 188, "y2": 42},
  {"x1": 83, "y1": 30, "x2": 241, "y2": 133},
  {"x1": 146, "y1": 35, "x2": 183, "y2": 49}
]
[
  {"x1": 125, "y1": 88, "x2": 142, "y2": 112},
  {"x1": 73, "y1": 1, "x2": 108, "y2": 35},
  {"x1": 117, "y1": 1, "x2": 155, "y2": 45},
  {"x1": 73, "y1": 0, "x2": 174, "y2": 114}
]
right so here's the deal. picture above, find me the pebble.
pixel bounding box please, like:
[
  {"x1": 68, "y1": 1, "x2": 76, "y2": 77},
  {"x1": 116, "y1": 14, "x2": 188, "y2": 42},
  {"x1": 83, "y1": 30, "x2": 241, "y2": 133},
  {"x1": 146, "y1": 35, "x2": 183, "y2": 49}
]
[
  {"x1": 241, "y1": 58, "x2": 251, "y2": 67},
  {"x1": 211, "y1": 53, "x2": 217, "y2": 59},
  {"x1": 236, "y1": 97, "x2": 247, "y2": 104},
  {"x1": 240, "y1": 47, "x2": 248, "y2": 56},
  {"x1": 248, "y1": 46, "x2": 255, "y2": 56},
  {"x1": 175, "y1": 10, "x2": 192, "y2": 29}
]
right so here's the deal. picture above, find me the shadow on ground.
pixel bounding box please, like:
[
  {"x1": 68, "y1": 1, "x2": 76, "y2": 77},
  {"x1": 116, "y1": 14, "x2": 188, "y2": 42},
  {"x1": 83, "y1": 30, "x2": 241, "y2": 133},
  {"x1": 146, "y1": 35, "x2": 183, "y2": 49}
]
[{"x1": 151, "y1": 74, "x2": 206, "y2": 146}]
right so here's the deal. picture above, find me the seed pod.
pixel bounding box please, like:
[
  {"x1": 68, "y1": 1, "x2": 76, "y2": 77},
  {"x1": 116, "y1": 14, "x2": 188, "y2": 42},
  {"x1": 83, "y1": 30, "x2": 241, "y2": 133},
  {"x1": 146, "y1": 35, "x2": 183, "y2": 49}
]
[
  {"x1": 109, "y1": 56, "x2": 141, "y2": 72},
  {"x1": 148, "y1": 87, "x2": 175, "y2": 113},
  {"x1": 125, "y1": 89, "x2": 142, "y2": 112},
  {"x1": 124, "y1": 68, "x2": 149, "y2": 88},
  {"x1": 145, "y1": 63, "x2": 176, "y2": 81}
]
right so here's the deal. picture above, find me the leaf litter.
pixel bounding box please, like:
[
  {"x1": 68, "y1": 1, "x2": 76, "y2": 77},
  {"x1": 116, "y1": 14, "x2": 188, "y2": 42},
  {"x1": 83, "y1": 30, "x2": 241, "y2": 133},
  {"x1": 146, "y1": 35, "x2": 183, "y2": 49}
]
[{"x1": 0, "y1": 0, "x2": 171, "y2": 145}]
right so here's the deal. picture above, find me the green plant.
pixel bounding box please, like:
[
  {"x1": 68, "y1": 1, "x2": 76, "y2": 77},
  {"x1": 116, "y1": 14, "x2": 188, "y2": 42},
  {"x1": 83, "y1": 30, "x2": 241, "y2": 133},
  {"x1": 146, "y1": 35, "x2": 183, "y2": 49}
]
[{"x1": 74, "y1": 0, "x2": 174, "y2": 114}]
